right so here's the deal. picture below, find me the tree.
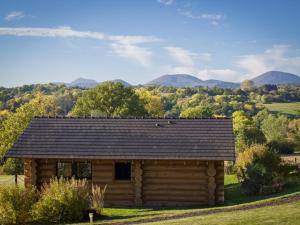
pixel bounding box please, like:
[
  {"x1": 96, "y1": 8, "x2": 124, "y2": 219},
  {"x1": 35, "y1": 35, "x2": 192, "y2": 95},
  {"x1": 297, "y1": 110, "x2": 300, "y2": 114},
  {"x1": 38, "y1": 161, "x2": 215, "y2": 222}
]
[
  {"x1": 240, "y1": 80, "x2": 255, "y2": 91},
  {"x1": 180, "y1": 105, "x2": 213, "y2": 118},
  {"x1": 232, "y1": 111, "x2": 266, "y2": 151},
  {"x1": 236, "y1": 144, "x2": 292, "y2": 195},
  {"x1": 0, "y1": 93, "x2": 59, "y2": 178},
  {"x1": 261, "y1": 115, "x2": 288, "y2": 142},
  {"x1": 135, "y1": 88, "x2": 164, "y2": 117},
  {"x1": 69, "y1": 82, "x2": 147, "y2": 117}
]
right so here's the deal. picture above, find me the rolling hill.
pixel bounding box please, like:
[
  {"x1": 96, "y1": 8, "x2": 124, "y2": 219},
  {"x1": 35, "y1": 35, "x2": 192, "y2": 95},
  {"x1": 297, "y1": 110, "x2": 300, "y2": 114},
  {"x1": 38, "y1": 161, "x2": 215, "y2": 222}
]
[
  {"x1": 145, "y1": 74, "x2": 239, "y2": 88},
  {"x1": 252, "y1": 71, "x2": 300, "y2": 86}
]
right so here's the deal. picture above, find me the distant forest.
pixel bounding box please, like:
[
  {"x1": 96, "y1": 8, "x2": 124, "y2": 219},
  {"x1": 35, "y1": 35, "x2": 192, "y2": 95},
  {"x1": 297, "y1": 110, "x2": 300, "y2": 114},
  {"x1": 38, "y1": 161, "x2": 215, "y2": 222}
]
[{"x1": 0, "y1": 82, "x2": 300, "y2": 174}]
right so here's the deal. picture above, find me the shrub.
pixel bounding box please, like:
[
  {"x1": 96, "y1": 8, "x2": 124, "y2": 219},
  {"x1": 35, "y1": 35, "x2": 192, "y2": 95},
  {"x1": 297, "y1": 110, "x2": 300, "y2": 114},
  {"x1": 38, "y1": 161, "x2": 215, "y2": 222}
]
[
  {"x1": 267, "y1": 140, "x2": 295, "y2": 154},
  {"x1": 0, "y1": 185, "x2": 37, "y2": 225},
  {"x1": 90, "y1": 184, "x2": 107, "y2": 215},
  {"x1": 33, "y1": 177, "x2": 90, "y2": 223},
  {"x1": 236, "y1": 144, "x2": 294, "y2": 195}
]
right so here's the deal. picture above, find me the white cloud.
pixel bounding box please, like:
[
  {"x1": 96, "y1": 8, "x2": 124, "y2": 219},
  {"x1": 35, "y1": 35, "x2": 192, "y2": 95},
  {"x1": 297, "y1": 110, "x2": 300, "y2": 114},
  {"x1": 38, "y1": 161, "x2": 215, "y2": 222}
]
[
  {"x1": 165, "y1": 46, "x2": 196, "y2": 66},
  {"x1": 111, "y1": 43, "x2": 153, "y2": 66},
  {"x1": 236, "y1": 45, "x2": 300, "y2": 78},
  {"x1": 4, "y1": 11, "x2": 25, "y2": 21},
  {"x1": 0, "y1": 26, "x2": 161, "y2": 66},
  {"x1": 157, "y1": 0, "x2": 174, "y2": 6},
  {"x1": 178, "y1": 9, "x2": 225, "y2": 25}
]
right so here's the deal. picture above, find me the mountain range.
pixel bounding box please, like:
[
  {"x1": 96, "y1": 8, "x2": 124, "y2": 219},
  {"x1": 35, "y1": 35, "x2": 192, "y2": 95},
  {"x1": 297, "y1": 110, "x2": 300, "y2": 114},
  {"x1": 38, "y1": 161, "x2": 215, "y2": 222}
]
[{"x1": 63, "y1": 71, "x2": 300, "y2": 89}]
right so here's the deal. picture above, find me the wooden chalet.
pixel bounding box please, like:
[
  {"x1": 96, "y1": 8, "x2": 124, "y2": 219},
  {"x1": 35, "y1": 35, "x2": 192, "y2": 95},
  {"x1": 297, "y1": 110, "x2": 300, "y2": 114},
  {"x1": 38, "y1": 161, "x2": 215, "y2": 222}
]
[{"x1": 6, "y1": 117, "x2": 235, "y2": 207}]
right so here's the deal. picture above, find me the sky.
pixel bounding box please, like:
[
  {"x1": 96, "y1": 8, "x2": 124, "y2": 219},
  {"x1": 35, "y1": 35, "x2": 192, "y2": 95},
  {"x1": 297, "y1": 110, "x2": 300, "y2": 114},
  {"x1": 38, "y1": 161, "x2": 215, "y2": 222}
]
[{"x1": 0, "y1": 0, "x2": 300, "y2": 87}]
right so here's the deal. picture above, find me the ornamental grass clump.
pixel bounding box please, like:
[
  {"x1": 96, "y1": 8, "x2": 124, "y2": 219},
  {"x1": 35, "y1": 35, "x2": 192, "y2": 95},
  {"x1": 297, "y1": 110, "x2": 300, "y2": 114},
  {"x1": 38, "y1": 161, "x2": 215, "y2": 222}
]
[
  {"x1": 33, "y1": 177, "x2": 90, "y2": 223},
  {"x1": 90, "y1": 184, "x2": 107, "y2": 215},
  {"x1": 0, "y1": 185, "x2": 37, "y2": 225}
]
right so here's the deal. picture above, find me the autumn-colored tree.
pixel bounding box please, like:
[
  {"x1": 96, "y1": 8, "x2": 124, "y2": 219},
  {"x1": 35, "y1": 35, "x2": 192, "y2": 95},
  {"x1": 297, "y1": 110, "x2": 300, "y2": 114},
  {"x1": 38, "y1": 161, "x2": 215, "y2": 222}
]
[
  {"x1": 135, "y1": 88, "x2": 164, "y2": 117},
  {"x1": 240, "y1": 80, "x2": 255, "y2": 91}
]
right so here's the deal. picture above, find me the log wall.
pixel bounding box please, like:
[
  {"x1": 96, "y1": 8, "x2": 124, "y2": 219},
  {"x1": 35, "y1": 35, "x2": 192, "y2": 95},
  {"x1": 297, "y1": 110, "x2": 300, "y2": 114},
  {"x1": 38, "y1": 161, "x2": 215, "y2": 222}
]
[{"x1": 24, "y1": 159, "x2": 225, "y2": 207}]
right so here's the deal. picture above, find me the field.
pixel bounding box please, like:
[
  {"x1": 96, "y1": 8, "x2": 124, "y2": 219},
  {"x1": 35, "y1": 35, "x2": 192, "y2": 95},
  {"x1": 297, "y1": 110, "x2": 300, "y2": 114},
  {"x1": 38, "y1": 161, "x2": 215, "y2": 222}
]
[
  {"x1": 264, "y1": 102, "x2": 300, "y2": 115},
  {"x1": 0, "y1": 175, "x2": 24, "y2": 186}
]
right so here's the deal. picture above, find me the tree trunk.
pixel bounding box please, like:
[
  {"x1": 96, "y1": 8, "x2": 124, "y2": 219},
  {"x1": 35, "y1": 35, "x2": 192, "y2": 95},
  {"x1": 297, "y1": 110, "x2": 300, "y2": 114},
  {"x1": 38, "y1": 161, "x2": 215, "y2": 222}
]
[{"x1": 15, "y1": 174, "x2": 18, "y2": 185}]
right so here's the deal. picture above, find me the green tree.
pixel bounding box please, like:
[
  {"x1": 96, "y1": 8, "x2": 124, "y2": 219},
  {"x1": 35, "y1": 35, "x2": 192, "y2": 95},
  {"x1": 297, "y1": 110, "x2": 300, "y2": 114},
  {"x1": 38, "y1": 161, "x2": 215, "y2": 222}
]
[
  {"x1": 69, "y1": 82, "x2": 147, "y2": 117},
  {"x1": 135, "y1": 88, "x2": 164, "y2": 117},
  {"x1": 240, "y1": 80, "x2": 255, "y2": 91},
  {"x1": 261, "y1": 114, "x2": 288, "y2": 142},
  {"x1": 0, "y1": 93, "x2": 58, "y2": 176},
  {"x1": 180, "y1": 105, "x2": 213, "y2": 118}
]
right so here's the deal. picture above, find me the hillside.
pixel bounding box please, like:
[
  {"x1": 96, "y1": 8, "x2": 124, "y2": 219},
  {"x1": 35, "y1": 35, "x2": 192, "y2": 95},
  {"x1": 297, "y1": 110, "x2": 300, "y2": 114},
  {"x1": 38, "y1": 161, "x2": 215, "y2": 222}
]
[
  {"x1": 145, "y1": 74, "x2": 239, "y2": 88},
  {"x1": 67, "y1": 78, "x2": 98, "y2": 88},
  {"x1": 252, "y1": 71, "x2": 300, "y2": 86}
]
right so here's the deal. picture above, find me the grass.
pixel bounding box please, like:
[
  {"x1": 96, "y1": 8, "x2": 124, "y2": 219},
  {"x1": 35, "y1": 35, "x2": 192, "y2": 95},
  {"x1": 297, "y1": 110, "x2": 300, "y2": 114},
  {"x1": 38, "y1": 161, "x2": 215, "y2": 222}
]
[
  {"x1": 66, "y1": 174, "x2": 300, "y2": 225},
  {"x1": 143, "y1": 201, "x2": 300, "y2": 225},
  {"x1": 264, "y1": 102, "x2": 300, "y2": 115},
  {"x1": 0, "y1": 175, "x2": 24, "y2": 186}
]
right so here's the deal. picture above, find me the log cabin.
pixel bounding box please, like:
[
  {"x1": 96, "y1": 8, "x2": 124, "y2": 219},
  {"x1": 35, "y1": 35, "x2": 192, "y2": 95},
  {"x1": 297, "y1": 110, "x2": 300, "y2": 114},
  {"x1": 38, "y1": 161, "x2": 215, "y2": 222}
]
[{"x1": 6, "y1": 117, "x2": 235, "y2": 207}]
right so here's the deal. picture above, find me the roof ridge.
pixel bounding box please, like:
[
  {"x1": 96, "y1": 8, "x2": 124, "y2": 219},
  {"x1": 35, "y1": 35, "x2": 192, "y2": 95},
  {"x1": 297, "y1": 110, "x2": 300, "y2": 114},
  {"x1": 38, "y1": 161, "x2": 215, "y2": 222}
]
[{"x1": 33, "y1": 116, "x2": 232, "y2": 120}]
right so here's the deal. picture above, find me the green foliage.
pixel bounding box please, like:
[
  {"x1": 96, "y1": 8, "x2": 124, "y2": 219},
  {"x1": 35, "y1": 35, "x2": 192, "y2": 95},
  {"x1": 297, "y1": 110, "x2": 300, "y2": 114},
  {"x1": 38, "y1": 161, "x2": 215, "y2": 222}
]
[
  {"x1": 33, "y1": 177, "x2": 90, "y2": 223},
  {"x1": 2, "y1": 158, "x2": 23, "y2": 175},
  {"x1": 69, "y1": 82, "x2": 147, "y2": 117},
  {"x1": 267, "y1": 140, "x2": 295, "y2": 154},
  {"x1": 261, "y1": 114, "x2": 288, "y2": 142},
  {"x1": 0, "y1": 185, "x2": 37, "y2": 225},
  {"x1": 0, "y1": 93, "x2": 58, "y2": 171},
  {"x1": 135, "y1": 88, "x2": 164, "y2": 117},
  {"x1": 180, "y1": 105, "x2": 213, "y2": 118},
  {"x1": 233, "y1": 111, "x2": 266, "y2": 151},
  {"x1": 236, "y1": 144, "x2": 294, "y2": 195}
]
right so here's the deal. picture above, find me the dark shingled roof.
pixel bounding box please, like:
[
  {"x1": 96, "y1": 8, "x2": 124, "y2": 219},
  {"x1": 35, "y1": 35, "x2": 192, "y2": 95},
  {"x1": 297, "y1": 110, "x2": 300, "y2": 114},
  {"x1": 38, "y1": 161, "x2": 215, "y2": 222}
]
[{"x1": 6, "y1": 117, "x2": 235, "y2": 161}]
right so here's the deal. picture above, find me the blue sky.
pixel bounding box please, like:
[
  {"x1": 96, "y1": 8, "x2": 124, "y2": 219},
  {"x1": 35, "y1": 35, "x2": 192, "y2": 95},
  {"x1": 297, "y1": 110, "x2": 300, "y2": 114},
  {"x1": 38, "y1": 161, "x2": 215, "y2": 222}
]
[{"x1": 0, "y1": 0, "x2": 300, "y2": 87}]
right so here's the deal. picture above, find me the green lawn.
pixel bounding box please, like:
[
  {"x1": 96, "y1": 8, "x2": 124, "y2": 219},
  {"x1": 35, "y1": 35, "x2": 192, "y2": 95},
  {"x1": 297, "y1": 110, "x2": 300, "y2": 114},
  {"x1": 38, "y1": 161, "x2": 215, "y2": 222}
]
[
  {"x1": 143, "y1": 201, "x2": 300, "y2": 225},
  {"x1": 66, "y1": 174, "x2": 300, "y2": 225},
  {"x1": 0, "y1": 175, "x2": 24, "y2": 186},
  {"x1": 264, "y1": 102, "x2": 300, "y2": 115}
]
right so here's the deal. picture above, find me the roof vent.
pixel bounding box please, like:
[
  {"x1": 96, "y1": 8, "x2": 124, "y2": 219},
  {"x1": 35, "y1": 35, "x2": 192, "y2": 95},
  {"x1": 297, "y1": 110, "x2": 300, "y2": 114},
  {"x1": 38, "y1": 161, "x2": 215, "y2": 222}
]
[
  {"x1": 168, "y1": 120, "x2": 173, "y2": 124},
  {"x1": 155, "y1": 123, "x2": 161, "y2": 127}
]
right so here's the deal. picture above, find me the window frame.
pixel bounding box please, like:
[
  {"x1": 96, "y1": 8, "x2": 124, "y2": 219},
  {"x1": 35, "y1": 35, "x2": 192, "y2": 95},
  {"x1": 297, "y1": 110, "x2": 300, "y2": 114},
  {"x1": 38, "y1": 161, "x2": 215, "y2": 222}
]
[
  {"x1": 56, "y1": 161, "x2": 92, "y2": 180},
  {"x1": 114, "y1": 161, "x2": 132, "y2": 181}
]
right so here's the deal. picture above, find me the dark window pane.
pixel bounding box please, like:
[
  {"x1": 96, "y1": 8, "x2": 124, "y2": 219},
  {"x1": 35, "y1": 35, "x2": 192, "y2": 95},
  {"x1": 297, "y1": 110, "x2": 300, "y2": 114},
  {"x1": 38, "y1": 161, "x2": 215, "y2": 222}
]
[
  {"x1": 77, "y1": 162, "x2": 92, "y2": 179},
  {"x1": 115, "y1": 162, "x2": 131, "y2": 180},
  {"x1": 57, "y1": 162, "x2": 72, "y2": 178}
]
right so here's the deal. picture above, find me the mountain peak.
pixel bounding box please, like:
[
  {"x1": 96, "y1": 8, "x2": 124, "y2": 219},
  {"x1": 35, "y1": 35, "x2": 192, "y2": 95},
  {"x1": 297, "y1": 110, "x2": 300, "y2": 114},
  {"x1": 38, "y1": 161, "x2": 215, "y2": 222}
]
[{"x1": 251, "y1": 71, "x2": 300, "y2": 86}]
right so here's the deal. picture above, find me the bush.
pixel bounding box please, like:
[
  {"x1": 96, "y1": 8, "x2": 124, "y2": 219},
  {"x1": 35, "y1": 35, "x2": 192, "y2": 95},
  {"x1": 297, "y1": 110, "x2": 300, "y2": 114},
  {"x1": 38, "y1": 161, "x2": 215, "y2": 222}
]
[
  {"x1": 33, "y1": 177, "x2": 90, "y2": 223},
  {"x1": 267, "y1": 140, "x2": 295, "y2": 154},
  {"x1": 90, "y1": 184, "x2": 107, "y2": 215},
  {"x1": 0, "y1": 185, "x2": 37, "y2": 225},
  {"x1": 236, "y1": 144, "x2": 294, "y2": 195}
]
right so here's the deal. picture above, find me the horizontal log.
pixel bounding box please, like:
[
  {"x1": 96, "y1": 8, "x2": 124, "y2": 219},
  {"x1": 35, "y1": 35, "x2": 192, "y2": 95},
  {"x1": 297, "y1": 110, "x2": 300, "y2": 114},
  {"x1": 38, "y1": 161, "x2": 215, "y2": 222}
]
[
  {"x1": 143, "y1": 185, "x2": 208, "y2": 191},
  {"x1": 143, "y1": 172, "x2": 208, "y2": 179},
  {"x1": 142, "y1": 195, "x2": 208, "y2": 202},
  {"x1": 143, "y1": 190, "x2": 208, "y2": 196},
  {"x1": 143, "y1": 179, "x2": 208, "y2": 186},
  {"x1": 91, "y1": 171, "x2": 113, "y2": 177}
]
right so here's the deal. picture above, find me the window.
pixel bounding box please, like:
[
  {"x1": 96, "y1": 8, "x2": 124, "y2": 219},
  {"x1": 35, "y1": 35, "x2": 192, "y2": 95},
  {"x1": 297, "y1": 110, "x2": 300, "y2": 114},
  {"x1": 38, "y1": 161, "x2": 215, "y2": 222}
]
[
  {"x1": 57, "y1": 162, "x2": 72, "y2": 178},
  {"x1": 76, "y1": 162, "x2": 92, "y2": 179},
  {"x1": 56, "y1": 162, "x2": 91, "y2": 179},
  {"x1": 115, "y1": 162, "x2": 131, "y2": 180}
]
